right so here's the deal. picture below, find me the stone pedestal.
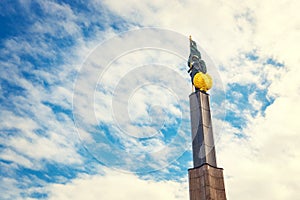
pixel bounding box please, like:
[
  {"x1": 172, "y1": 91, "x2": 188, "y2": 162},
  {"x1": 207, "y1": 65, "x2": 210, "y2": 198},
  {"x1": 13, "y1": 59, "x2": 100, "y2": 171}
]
[{"x1": 189, "y1": 164, "x2": 226, "y2": 200}]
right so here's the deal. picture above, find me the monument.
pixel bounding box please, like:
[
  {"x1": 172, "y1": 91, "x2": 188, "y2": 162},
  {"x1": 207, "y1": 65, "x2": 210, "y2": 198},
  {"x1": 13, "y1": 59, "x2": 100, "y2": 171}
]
[{"x1": 187, "y1": 36, "x2": 227, "y2": 200}]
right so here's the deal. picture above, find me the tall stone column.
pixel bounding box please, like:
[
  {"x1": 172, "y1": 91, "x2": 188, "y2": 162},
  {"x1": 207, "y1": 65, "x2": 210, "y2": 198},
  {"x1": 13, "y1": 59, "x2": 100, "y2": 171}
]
[{"x1": 188, "y1": 91, "x2": 226, "y2": 200}]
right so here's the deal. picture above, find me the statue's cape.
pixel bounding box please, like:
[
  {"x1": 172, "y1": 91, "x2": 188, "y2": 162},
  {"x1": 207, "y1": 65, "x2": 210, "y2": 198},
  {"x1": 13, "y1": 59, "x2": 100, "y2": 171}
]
[{"x1": 187, "y1": 39, "x2": 206, "y2": 74}]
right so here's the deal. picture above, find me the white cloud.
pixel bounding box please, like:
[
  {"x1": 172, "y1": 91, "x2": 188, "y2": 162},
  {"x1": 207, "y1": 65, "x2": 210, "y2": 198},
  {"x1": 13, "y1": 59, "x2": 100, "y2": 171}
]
[
  {"x1": 0, "y1": 107, "x2": 82, "y2": 169},
  {"x1": 0, "y1": 149, "x2": 34, "y2": 169},
  {"x1": 101, "y1": 0, "x2": 254, "y2": 65},
  {"x1": 0, "y1": 0, "x2": 87, "y2": 169},
  {"x1": 0, "y1": 177, "x2": 22, "y2": 200},
  {"x1": 248, "y1": 92, "x2": 262, "y2": 111},
  {"x1": 218, "y1": 92, "x2": 300, "y2": 199},
  {"x1": 72, "y1": 30, "x2": 196, "y2": 172},
  {"x1": 216, "y1": 72, "x2": 300, "y2": 199},
  {"x1": 47, "y1": 169, "x2": 188, "y2": 200}
]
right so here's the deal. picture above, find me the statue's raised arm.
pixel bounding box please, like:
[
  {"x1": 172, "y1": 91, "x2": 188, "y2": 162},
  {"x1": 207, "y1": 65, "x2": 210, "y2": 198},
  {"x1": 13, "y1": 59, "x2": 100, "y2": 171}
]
[{"x1": 187, "y1": 36, "x2": 212, "y2": 92}]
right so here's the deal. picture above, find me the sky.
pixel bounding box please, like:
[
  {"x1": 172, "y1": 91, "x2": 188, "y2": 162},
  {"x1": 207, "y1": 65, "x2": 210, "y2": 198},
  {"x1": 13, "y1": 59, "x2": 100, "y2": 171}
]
[{"x1": 0, "y1": 0, "x2": 299, "y2": 199}]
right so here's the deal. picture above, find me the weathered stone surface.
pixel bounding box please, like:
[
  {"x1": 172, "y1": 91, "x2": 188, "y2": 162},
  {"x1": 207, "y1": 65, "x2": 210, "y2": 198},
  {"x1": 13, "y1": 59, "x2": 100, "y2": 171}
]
[{"x1": 189, "y1": 164, "x2": 226, "y2": 200}]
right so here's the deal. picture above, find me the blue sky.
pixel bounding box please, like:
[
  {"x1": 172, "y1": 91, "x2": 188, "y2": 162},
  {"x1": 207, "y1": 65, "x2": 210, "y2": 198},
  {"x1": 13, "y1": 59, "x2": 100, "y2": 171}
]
[{"x1": 1, "y1": 0, "x2": 299, "y2": 199}]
